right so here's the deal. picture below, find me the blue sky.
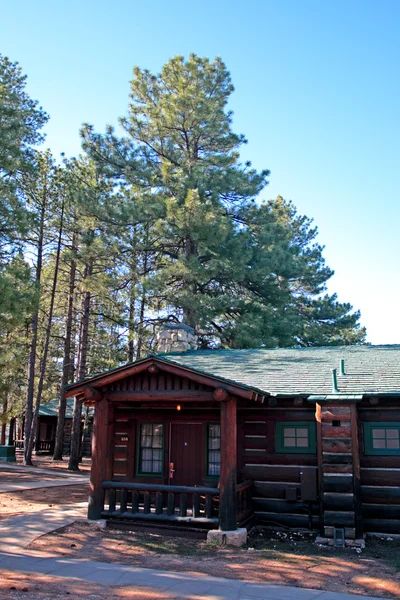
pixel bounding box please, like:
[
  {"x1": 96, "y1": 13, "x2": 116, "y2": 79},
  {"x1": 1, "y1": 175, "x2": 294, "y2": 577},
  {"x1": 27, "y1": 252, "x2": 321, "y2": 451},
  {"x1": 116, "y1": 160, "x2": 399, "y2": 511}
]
[{"x1": 2, "y1": 0, "x2": 399, "y2": 344}]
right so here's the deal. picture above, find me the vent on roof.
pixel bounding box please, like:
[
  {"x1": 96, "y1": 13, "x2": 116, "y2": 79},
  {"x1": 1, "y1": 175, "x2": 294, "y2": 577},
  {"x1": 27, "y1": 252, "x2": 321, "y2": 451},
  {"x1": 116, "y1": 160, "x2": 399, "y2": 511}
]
[
  {"x1": 340, "y1": 359, "x2": 346, "y2": 376},
  {"x1": 331, "y1": 368, "x2": 339, "y2": 393}
]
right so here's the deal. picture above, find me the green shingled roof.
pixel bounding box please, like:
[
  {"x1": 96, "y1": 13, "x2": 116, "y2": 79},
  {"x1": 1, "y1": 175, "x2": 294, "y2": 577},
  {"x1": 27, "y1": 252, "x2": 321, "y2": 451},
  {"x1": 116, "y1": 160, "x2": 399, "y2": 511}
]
[
  {"x1": 39, "y1": 398, "x2": 75, "y2": 418},
  {"x1": 161, "y1": 345, "x2": 400, "y2": 397}
]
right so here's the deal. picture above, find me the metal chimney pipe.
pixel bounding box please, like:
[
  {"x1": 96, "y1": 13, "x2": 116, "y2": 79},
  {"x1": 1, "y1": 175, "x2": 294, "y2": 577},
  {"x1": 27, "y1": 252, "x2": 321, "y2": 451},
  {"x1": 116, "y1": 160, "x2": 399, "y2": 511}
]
[
  {"x1": 331, "y1": 368, "x2": 339, "y2": 393},
  {"x1": 340, "y1": 359, "x2": 346, "y2": 376}
]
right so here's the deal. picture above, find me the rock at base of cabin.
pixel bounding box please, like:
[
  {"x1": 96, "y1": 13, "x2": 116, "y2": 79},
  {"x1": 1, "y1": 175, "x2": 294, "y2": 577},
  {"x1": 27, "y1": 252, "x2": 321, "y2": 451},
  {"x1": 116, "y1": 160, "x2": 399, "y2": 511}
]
[
  {"x1": 206, "y1": 527, "x2": 247, "y2": 547},
  {"x1": 86, "y1": 519, "x2": 107, "y2": 530}
]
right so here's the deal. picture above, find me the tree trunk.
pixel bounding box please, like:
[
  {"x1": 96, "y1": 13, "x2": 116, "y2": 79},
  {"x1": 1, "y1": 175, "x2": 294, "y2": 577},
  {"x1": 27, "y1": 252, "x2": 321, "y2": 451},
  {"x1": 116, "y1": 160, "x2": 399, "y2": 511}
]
[
  {"x1": 136, "y1": 251, "x2": 148, "y2": 360},
  {"x1": 25, "y1": 197, "x2": 65, "y2": 464},
  {"x1": 1, "y1": 395, "x2": 8, "y2": 445},
  {"x1": 136, "y1": 292, "x2": 146, "y2": 360},
  {"x1": 79, "y1": 405, "x2": 90, "y2": 461},
  {"x1": 53, "y1": 231, "x2": 77, "y2": 460},
  {"x1": 127, "y1": 277, "x2": 135, "y2": 362},
  {"x1": 182, "y1": 236, "x2": 197, "y2": 329},
  {"x1": 127, "y1": 227, "x2": 138, "y2": 362},
  {"x1": 24, "y1": 197, "x2": 46, "y2": 465},
  {"x1": 8, "y1": 417, "x2": 15, "y2": 446},
  {"x1": 68, "y1": 261, "x2": 92, "y2": 471}
]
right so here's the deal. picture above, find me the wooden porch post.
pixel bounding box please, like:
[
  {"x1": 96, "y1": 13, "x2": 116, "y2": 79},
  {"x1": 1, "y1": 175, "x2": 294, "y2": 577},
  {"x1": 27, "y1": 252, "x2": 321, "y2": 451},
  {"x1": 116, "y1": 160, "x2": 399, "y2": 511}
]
[
  {"x1": 219, "y1": 395, "x2": 237, "y2": 531},
  {"x1": 88, "y1": 394, "x2": 108, "y2": 520},
  {"x1": 350, "y1": 403, "x2": 363, "y2": 539}
]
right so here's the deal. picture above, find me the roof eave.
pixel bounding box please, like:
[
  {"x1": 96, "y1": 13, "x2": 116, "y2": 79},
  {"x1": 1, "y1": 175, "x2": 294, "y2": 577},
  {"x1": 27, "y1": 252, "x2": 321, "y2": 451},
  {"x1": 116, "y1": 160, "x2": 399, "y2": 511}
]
[{"x1": 64, "y1": 354, "x2": 270, "y2": 402}]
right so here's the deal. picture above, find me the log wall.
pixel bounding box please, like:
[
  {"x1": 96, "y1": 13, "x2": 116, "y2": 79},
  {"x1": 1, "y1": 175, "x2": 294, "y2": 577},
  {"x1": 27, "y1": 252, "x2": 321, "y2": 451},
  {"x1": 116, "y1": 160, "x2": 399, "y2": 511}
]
[
  {"x1": 317, "y1": 403, "x2": 362, "y2": 540},
  {"x1": 84, "y1": 359, "x2": 400, "y2": 535},
  {"x1": 359, "y1": 401, "x2": 400, "y2": 534},
  {"x1": 238, "y1": 408, "x2": 319, "y2": 530}
]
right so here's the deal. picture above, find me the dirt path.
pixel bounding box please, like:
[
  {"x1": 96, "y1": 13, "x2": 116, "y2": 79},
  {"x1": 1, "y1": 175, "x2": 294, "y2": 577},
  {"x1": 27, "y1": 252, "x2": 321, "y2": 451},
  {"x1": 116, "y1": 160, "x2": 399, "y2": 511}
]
[
  {"x1": 0, "y1": 484, "x2": 89, "y2": 520},
  {"x1": 12, "y1": 455, "x2": 91, "y2": 474},
  {"x1": 0, "y1": 569, "x2": 182, "y2": 600},
  {"x1": 0, "y1": 467, "x2": 65, "y2": 483},
  {"x1": 28, "y1": 523, "x2": 400, "y2": 599}
]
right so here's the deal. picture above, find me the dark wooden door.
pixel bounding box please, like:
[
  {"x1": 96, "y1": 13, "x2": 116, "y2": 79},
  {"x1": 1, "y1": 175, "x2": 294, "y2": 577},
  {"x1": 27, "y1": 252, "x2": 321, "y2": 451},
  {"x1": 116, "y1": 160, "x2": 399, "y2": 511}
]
[{"x1": 169, "y1": 423, "x2": 203, "y2": 487}]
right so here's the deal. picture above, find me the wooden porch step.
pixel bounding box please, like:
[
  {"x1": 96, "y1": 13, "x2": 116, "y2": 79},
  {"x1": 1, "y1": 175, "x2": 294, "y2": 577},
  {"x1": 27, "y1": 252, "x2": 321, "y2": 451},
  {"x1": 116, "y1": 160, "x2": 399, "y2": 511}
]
[{"x1": 106, "y1": 518, "x2": 213, "y2": 539}]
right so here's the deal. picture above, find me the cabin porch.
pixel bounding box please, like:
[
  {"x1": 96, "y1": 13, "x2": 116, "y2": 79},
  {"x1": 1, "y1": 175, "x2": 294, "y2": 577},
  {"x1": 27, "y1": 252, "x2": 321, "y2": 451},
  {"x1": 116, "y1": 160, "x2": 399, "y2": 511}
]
[
  {"x1": 99, "y1": 479, "x2": 253, "y2": 537},
  {"x1": 64, "y1": 358, "x2": 258, "y2": 535},
  {"x1": 64, "y1": 356, "x2": 323, "y2": 538}
]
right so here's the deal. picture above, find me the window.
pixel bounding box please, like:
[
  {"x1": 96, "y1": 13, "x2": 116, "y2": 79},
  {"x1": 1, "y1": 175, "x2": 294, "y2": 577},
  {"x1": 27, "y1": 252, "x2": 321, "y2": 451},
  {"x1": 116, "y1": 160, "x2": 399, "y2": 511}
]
[
  {"x1": 207, "y1": 424, "x2": 220, "y2": 476},
  {"x1": 138, "y1": 423, "x2": 164, "y2": 474},
  {"x1": 364, "y1": 422, "x2": 400, "y2": 455},
  {"x1": 276, "y1": 422, "x2": 316, "y2": 454}
]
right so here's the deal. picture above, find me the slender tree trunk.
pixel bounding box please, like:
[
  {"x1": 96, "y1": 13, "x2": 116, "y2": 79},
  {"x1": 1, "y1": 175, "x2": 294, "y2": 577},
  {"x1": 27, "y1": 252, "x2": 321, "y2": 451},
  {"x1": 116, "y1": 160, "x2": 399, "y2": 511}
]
[
  {"x1": 25, "y1": 198, "x2": 65, "y2": 464},
  {"x1": 68, "y1": 261, "x2": 92, "y2": 471},
  {"x1": 24, "y1": 198, "x2": 46, "y2": 465},
  {"x1": 182, "y1": 236, "x2": 197, "y2": 329},
  {"x1": 53, "y1": 231, "x2": 77, "y2": 460},
  {"x1": 8, "y1": 417, "x2": 15, "y2": 446},
  {"x1": 1, "y1": 395, "x2": 8, "y2": 445},
  {"x1": 79, "y1": 405, "x2": 90, "y2": 461},
  {"x1": 136, "y1": 251, "x2": 148, "y2": 360},
  {"x1": 127, "y1": 277, "x2": 135, "y2": 362},
  {"x1": 127, "y1": 225, "x2": 138, "y2": 362},
  {"x1": 17, "y1": 418, "x2": 23, "y2": 441}
]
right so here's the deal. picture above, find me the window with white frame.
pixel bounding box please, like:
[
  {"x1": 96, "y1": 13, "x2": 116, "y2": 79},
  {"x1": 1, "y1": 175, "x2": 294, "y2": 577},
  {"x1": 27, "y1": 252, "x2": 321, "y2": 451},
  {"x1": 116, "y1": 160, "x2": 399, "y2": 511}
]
[{"x1": 138, "y1": 423, "x2": 164, "y2": 474}]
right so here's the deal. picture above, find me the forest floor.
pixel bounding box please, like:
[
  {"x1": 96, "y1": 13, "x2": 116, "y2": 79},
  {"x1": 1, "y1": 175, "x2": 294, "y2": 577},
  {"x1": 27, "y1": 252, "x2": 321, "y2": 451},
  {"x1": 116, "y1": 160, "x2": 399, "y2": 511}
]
[
  {"x1": 0, "y1": 483, "x2": 89, "y2": 520},
  {"x1": 13, "y1": 454, "x2": 92, "y2": 474},
  {"x1": 0, "y1": 456, "x2": 90, "y2": 519}
]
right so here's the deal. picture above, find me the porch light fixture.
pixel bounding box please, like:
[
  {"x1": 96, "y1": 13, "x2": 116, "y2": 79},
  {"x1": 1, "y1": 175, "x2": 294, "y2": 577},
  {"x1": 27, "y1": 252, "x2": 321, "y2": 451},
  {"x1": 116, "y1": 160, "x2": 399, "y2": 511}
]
[{"x1": 176, "y1": 404, "x2": 182, "y2": 411}]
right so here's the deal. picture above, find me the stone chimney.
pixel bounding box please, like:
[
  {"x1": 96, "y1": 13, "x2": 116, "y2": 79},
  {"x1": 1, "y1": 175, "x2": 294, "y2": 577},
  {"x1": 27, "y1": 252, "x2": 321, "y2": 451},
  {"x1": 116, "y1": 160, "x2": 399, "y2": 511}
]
[{"x1": 156, "y1": 323, "x2": 198, "y2": 354}]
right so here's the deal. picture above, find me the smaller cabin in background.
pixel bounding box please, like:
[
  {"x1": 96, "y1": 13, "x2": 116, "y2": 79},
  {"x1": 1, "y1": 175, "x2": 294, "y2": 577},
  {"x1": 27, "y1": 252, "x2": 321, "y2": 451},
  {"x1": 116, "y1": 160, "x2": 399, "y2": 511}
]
[
  {"x1": 65, "y1": 327, "x2": 400, "y2": 543},
  {"x1": 14, "y1": 398, "x2": 92, "y2": 456}
]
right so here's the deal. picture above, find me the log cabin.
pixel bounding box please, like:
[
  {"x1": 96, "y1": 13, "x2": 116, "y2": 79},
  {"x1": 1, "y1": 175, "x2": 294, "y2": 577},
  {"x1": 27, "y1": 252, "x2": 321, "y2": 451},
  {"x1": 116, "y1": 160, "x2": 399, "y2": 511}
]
[
  {"x1": 64, "y1": 324, "x2": 400, "y2": 542},
  {"x1": 14, "y1": 398, "x2": 93, "y2": 457}
]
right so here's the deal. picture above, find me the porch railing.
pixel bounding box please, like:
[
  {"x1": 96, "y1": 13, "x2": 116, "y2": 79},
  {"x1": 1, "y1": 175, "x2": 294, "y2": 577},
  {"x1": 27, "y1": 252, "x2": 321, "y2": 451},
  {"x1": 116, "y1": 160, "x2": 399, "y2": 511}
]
[
  {"x1": 101, "y1": 481, "x2": 220, "y2": 526},
  {"x1": 236, "y1": 480, "x2": 253, "y2": 526},
  {"x1": 14, "y1": 439, "x2": 55, "y2": 453},
  {"x1": 36, "y1": 440, "x2": 55, "y2": 453}
]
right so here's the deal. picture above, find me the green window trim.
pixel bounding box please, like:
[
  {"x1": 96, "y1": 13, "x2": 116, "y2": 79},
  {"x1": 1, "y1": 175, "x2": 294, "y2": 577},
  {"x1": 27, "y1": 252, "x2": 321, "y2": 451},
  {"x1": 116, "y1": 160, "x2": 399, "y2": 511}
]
[
  {"x1": 276, "y1": 421, "x2": 316, "y2": 454},
  {"x1": 364, "y1": 422, "x2": 400, "y2": 456},
  {"x1": 136, "y1": 422, "x2": 165, "y2": 476},
  {"x1": 205, "y1": 423, "x2": 220, "y2": 478}
]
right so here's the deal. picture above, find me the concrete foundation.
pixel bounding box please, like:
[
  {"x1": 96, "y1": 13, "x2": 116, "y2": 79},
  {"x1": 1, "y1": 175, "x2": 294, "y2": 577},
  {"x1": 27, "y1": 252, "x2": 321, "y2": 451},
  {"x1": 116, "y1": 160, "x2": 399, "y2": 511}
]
[{"x1": 207, "y1": 527, "x2": 247, "y2": 547}]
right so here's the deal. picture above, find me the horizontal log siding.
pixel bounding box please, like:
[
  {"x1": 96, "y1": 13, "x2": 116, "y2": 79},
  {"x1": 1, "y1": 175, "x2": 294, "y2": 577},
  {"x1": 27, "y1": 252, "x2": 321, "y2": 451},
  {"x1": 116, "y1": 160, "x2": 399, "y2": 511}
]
[
  {"x1": 238, "y1": 410, "x2": 319, "y2": 529},
  {"x1": 359, "y1": 404, "x2": 400, "y2": 534},
  {"x1": 318, "y1": 404, "x2": 360, "y2": 538},
  {"x1": 111, "y1": 418, "x2": 132, "y2": 480}
]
